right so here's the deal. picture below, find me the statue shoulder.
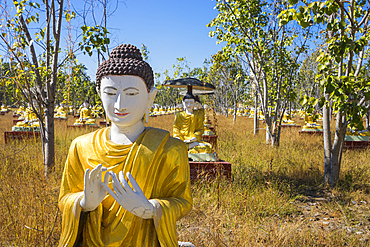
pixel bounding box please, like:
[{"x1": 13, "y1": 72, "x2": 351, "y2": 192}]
[
  {"x1": 145, "y1": 127, "x2": 187, "y2": 152},
  {"x1": 70, "y1": 128, "x2": 103, "y2": 149}
]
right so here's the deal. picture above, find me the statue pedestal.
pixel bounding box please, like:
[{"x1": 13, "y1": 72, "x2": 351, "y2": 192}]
[
  {"x1": 281, "y1": 124, "x2": 301, "y2": 128},
  {"x1": 4, "y1": 131, "x2": 41, "y2": 144},
  {"x1": 298, "y1": 130, "x2": 323, "y2": 135},
  {"x1": 189, "y1": 161, "x2": 231, "y2": 180},
  {"x1": 343, "y1": 140, "x2": 370, "y2": 150},
  {"x1": 67, "y1": 125, "x2": 100, "y2": 129}
]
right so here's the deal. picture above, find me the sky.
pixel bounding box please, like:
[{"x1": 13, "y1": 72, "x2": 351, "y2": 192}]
[{"x1": 75, "y1": 0, "x2": 223, "y2": 81}]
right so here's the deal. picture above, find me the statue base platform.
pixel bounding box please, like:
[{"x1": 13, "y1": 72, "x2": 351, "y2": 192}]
[
  {"x1": 345, "y1": 135, "x2": 370, "y2": 142},
  {"x1": 67, "y1": 124, "x2": 99, "y2": 129},
  {"x1": 178, "y1": 241, "x2": 195, "y2": 247},
  {"x1": 299, "y1": 130, "x2": 323, "y2": 135},
  {"x1": 344, "y1": 140, "x2": 370, "y2": 150},
  {"x1": 189, "y1": 161, "x2": 232, "y2": 180},
  {"x1": 281, "y1": 124, "x2": 301, "y2": 128},
  {"x1": 4, "y1": 131, "x2": 41, "y2": 144}
]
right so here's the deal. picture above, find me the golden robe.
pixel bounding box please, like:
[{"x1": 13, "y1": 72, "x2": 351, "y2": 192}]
[
  {"x1": 173, "y1": 110, "x2": 212, "y2": 154},
  {"x1": 173, "y1": 110, "x2": 204, "y2": 142},
  {"x1": 58, "y1": 127, "x2": 192, "y2": 247}
]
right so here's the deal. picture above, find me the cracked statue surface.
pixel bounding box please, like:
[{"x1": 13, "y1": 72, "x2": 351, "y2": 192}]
[{"x1": 58, "y1": 44, "x2": 193, "y2": 247}]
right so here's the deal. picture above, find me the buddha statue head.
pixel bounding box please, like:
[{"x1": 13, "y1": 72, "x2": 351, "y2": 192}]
[
  {"x1": 96, "y1": 44, "x2": 157, "y2": 127},
  {"x1": 182, "y1": 91, "x2": 196, "y2": 115}
]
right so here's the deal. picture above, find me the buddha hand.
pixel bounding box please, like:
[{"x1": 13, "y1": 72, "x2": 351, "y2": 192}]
[
  {"x1": 102, "y1": 171, "x2": 156, "y2": 219},
  {"x1": 80, "y1": 164, "x2": 110, "y2": 212}
]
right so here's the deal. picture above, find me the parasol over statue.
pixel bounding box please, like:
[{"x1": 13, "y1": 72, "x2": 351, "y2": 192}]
[{"x1": 163, "y1": 77, "x2": 215, "y2": 94}]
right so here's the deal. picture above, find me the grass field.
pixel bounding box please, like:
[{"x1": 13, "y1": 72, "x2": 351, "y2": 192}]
[{"x1": 0, "y1": 110, "x2": 369, "y2": 246}]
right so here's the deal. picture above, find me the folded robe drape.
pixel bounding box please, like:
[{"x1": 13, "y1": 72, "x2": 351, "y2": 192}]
[{"x1": 58, "y1": 127, "x2": 192, "y2": 247}]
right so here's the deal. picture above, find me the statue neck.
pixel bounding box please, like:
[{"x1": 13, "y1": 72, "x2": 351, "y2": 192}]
[
  {"x1": 185, "y1": 109, "x2": 194, "y2": 115},
  {"x1": 109, "y1": 121, "x2": 145, "y2": 145}
]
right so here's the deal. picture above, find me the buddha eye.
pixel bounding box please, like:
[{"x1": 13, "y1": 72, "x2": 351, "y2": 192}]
[
  {"x1": 126, "y1": 92, "x2": 139, "y2": 96},
  {"x1": 104, "y1": 92, "x2": 116, "y2": 96}
]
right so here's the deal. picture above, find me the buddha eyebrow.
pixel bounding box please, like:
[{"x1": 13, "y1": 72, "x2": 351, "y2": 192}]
[
  {"x1": 123, "y1": 87, "x2": 139, "y2": 91},
  {"x1": 103, "y1": 86, "x2": 117, "y2": 90}
]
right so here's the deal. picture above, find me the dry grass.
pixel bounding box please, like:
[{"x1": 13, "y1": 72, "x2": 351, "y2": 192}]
[{"x1": 0, "y1": 110, "x2": 369, "y2": 246}]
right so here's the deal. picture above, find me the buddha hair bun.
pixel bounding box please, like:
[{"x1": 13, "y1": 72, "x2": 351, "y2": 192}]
[{"x1": 96, "y1": 44, "x2": 154, "y2": 92}]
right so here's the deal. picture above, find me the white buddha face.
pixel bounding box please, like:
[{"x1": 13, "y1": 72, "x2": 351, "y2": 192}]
[
  {"x1": 100, "y1": 75, "x2": 157, "y2": 127},
  {"x1": 183, "y1": 98, "x2": 195, "y2": 115}
]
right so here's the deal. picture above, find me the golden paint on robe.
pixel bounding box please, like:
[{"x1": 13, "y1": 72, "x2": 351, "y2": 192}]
[
  {"x1": 173, "y1": 110, "x2": 212, "y2": 153},
  {"x1": 58, "y1": 127, "x2": 192, "y2": 247}
]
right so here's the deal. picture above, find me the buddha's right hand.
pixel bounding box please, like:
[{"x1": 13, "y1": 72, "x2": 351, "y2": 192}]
[{"x1": 80, "y1": 164, "x2": 110, "y2": 212}]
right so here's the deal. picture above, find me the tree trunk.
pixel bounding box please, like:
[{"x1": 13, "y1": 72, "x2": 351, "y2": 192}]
[
  {"x1": 44, "y1": 104, "x2": 55, "y2": 177},
  {"x1": 366, "y1": 110, "x2": 370, "y2": 130},
  {"x1": 329, "y1": 111, "x2": 347, "y2": 185},
  {"x1": 233, "y1": 100, "x2": 237, "y2": 124},
  {"x1": 254, "y1": 91, "x2": 259, "y2": 135},
  {"x1": 323, "y1": 98, "x2": 332, "y2": 184}
]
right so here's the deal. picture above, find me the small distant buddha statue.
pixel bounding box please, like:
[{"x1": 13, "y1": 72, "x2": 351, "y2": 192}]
[
  {"x1": 173, "y1": 91, "x2": 214, "y2": 158},
  {"x1": 282, "y1": 113, "x2": 296, "y2": 125},
  {"x1": 54, "y1": 104, "x2": 67, "y2": 119},
  {"x1": 74, "y1": 101, "x2": 96, "y2": 125},
  {"x1": 1, "y1": 104, "x2": 8, "y2": 113},
  {"x1": 13, "y1": 102, "x2": 41, "y2": 131},
  {"x1": 58, "y1": 44, "x2": 192, "y2": 247},
  {"x1": 302, "y1": 112, "x2": 323, "y2": 131},
  {"x1": 243, "y1": 107, "x2": 250, "y2": 116}
]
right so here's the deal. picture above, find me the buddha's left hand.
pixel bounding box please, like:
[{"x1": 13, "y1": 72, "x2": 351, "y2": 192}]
[{"x1": 102, "y1": 171, "x2": 157, "y2": 219}]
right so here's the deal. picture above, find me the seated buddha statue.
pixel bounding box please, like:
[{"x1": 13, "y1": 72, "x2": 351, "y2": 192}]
[
  {"x1": 243, "y1": 107, "x2": 250, "y2": 116},
  {"x1": 74, "y1": 101, "x2": 96, "y2": 125},
  {"x1": 302, "y1": 112, "x2": 323, "y2": 131},
  {"x1": 13, "y1": 103, "x2": 42, "y2": 131},
  {"x1": 58, "y1": 44, "x2": 192, "y2": 247},
  {"x1": 1, "y1": 104, "x2": 8, "y2": 113},
  {"x1": 282, "y1": 113, "x2": 296, "y2": 125},
  {"x1": 54, "y1": 104, "x2": 67, "y2": 119},
  {"x1": 173, "y1": 92, "x2": 215, "y2": 161}
]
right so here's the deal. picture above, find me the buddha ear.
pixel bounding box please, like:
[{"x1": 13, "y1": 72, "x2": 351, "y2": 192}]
[
  {"x1": 96, "y1": 86, "x2": 101, "y2": 98},
  {"x1": 145, "y1": 87, "x2": 157, "y2": 123}
]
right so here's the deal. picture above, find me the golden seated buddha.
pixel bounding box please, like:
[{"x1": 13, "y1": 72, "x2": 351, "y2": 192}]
[
  {"x1": 282, "y1": 113, "x2": 296, "y2": 125},
  {"x1": 302, "y1": 113, "x2": 322, "y2": 131},
  {"x1": 173, "y1": 92, "x2": 215, "y2": 161},
  {"x1": 1, "y1": 104, "x2": 8, "y2": 113},
  {"x1": 74, "y1": 102, "x2": 96, "y2": 125},
  {"x1": 54, "y1": 105, "x2": 67, "y2": 119}
]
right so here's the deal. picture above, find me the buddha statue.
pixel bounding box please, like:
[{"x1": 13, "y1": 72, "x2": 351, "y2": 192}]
[
  {"x1": 302, "y1": 112, "x2": 323, "y2": 131},
  {"x1": 1, "y1": 104, "x2": 8, "y2": 113},
  {"x1": 54, "y1": 104, "x2": 67, "y2": 119},
  {"x1": 12, "y1": 102, "x2": 42, "y2": 131},
  {"x1": 173, "y1": 92, "x2": 215, "y2": 161},
  {"x1": 58, "y1": 44, "x2": 192, "y2": 247},
  {"x1": 282, "y1": 113, "x2": 296, "y2": 125},
  {"x1": 74, "y1": 101, "x2": 96, "y2": 126}
]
